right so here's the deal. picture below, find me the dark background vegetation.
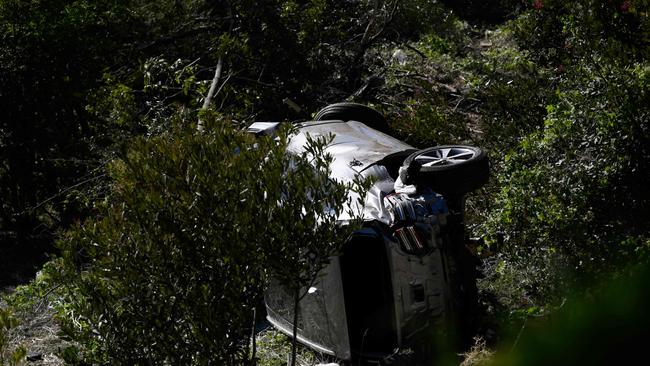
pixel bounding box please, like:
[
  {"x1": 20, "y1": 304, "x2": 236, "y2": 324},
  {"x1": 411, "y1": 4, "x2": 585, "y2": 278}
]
[{"x1": 1, "y1": 0, "x2": 649, "y2": 364}]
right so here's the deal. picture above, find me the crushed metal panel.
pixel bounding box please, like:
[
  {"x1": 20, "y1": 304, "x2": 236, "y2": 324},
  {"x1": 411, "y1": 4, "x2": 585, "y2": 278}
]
[
  {"x1": 286, "y1": 120, "x2": 414, "y2": 223},
  {"x1": 383, "y1": 192, "x2": 450, "y2": 345},
  {"x1": 246, "y1": 121, "x2": 281, "y2": 136},
  {"x1": 338, "y1": 164, "x2": 396, "y2": 224},
  {"x1": 388, "y1": 240, "x2": 447, "y2": 344},
  {"x1": 358, "y1": 165, "x2": 395, "y2": 225},
  {"x1": 265, "y1": 257, "x2": 351, "y2": 359},
  {"x1": 288, "y1": 120, "x2": 414, "y2": 182}
]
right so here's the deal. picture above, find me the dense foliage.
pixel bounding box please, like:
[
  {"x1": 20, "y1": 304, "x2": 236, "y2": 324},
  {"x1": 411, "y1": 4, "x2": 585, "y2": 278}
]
[
  {"x1": 0, "y1": 308, "x2": 25, "y2": 365},
  {"x1": 491, "y1": 264, "x2": 650, "y2": 366},
  {"x1": 479, "y1": 0, "x2": 650, "y2": 305},
  {"x1": 0, "y1": 0, "x2": 212, "y2": 283},
  {"x1": 0, "y1": 0, "x2": 452, "y2": 283},
  {"x1": 489, "y1": 63, "x2": 650, "y2": 283},
  {"x1": 55, "y1": 116, "x2": 365, "y2": 364}
]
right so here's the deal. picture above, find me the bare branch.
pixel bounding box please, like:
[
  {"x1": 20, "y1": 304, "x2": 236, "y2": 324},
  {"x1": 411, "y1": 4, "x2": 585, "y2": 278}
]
[
  {"x1": 202, "y1": 57, "x2": 223, "y2": 110},
  {"x1": 197, "y1": 56, "x2": 223, "y2": 132}
]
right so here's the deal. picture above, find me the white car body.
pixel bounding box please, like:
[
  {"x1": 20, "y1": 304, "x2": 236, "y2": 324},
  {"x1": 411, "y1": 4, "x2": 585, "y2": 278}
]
[{"x1": 250, "y1": 119, "x2": 467, "y2": 360}]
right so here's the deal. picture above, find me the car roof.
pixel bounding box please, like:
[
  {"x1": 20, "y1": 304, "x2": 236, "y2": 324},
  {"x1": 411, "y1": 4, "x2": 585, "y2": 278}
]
[{"x1": 288, "y1": 120, "x2": 414, "y2": 182}]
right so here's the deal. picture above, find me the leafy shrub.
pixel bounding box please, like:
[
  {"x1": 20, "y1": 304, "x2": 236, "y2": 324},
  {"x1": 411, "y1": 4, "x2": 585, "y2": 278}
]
[
  {"x1": 491, "y1": 264, "x2": 650, "y2": 366},
  {"x1": 0, "y1": 0, "x2": 206, "y2": 284},
  {"x1": 0, "y1": 308, "x2": 26, "y2": 366},
  {"x1": 440, "y1": 0, "x2": 523, "y2": 23},
  {"x1": 485, "y1": 62, "x2": 650, "y2": 297},
  {"x1": 467, "y1": 30, "x2": 555, "y2": 150},
  {"x1": 56, "y1": 114, "x2": 366, "y2": 364},
  {"x1": 380, "y1": 26, "x2": 554, "y2": 176},
  {"x1": 509, "y1": 0, "x2": 650, "y2": 65},
  {"x1": 390, "y1": 98, "x2": 471, "y2": 148},
  {"x1": 393, "y1": 0, "x2": 461, "y2": 40}
]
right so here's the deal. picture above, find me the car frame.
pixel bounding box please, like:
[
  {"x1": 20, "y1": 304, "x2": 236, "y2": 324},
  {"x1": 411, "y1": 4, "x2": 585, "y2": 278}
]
[{"x1": 247, "y1": 103, "x2": 489, "y2": 362}]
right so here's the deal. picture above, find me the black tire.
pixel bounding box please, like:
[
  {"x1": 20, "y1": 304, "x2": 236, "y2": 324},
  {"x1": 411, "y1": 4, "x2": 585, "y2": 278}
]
[
  {"x1": 314, "y1": 102, "x2": 390, "y2": 133},
  {"x1": 403, "y1": 145, "x2": 489, "y2": 195}
]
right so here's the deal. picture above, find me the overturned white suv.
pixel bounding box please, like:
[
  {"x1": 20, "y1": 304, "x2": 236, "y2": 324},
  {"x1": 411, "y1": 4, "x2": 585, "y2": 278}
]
[{"x1": 247, "y1": 103, "x2": 489, "y2": 361}]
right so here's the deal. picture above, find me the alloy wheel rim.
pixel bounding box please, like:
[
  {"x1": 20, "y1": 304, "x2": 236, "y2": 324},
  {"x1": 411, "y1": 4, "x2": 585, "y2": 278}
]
[{"x1": 414, "y1": 147, "x2": 476, "y2": 167}]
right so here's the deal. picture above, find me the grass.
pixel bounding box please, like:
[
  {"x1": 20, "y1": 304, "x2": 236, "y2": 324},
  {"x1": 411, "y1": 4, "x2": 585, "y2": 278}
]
[
  {"x1": 460, "y1": 337, "x2": 494, "y2": 366},
  {"x1": 1, "y1": 267, "x2": 73, "y2": 366},
  {"x1": 254, "y1": 327, "x2": 334, "y2": 366}
]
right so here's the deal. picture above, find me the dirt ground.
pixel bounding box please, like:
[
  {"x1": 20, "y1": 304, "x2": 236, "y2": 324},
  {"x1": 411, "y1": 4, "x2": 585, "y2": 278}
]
[{"x1": 1, "y1": 286, "x2": 70, "y2": 366}]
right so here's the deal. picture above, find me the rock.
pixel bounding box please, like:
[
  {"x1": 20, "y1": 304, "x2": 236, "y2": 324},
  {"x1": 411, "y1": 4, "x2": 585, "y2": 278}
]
[
  {"x1": 27, "y1": 352, "x2": 43, "y2": 361},
  {"x1": 392, "y1": 49, "x2": 407, "y2": 65}
]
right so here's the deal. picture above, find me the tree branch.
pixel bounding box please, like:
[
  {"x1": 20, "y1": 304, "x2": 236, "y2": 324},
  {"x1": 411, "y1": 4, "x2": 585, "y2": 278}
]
[{"x1": 197, "y1": 56, "x2": 223, "y2": 132}]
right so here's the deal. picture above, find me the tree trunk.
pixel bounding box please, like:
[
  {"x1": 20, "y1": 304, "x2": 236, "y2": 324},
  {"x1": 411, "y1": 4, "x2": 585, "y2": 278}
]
[
  {"x1": 250, "y1": 307, "x2": 257, "y2": 366},
  {"x1": 290, "y1": 287, "x2": 300, "y2": 366},
  {"x1": 197, "y1": 56, "x2": 223, "y2": 131}
]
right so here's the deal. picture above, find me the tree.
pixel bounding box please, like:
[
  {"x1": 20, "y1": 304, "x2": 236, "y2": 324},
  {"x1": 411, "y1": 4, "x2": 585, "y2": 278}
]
[
  {"x1": 485, "y1": 60, "x2": 650, "y2": 297},
  {"x1": 262, "y1": 132, "x2": 370, "y2": 366},
  {"x1": 0, "y1": 0, "x2": 207, "y2": 283},
  {"x1": 56, "y1": 113, "x2": 367, "y2": 364}
]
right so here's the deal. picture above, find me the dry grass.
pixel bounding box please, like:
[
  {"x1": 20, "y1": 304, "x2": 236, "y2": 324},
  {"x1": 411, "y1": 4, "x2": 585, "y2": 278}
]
[
  {"x1": 2, "y1": 288, "x2": 71, "y2": 366},
  {"x1": 254, "y1": 327, "x2": 345, "y2": 366},
  {"x1": 460, "y1": 337, "x2": 494, "y2": 366}
]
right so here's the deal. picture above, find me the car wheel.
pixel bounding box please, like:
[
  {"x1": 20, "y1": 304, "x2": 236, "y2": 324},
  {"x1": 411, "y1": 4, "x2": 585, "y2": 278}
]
[
  {"x1": 314, "y1": 102, "x2": 390, "y2": 133},
  {"x1": 402, "y1": 145, "x2": 489, "y2": 195}
]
